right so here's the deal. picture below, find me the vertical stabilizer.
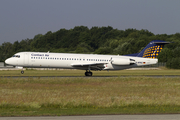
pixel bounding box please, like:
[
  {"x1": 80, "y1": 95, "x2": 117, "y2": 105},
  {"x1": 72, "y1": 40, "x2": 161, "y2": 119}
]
[{"x1": 137, "y1": 40, "x2": 170, "y2": 58}]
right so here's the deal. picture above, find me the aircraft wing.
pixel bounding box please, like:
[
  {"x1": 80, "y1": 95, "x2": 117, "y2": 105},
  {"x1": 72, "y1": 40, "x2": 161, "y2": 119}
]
[
  {"x1": 71, "y1": 62, "x2": 108, "y2": 70},
  {"x1": 71, "y1": 62, "x2": 108, "y2": 67}
]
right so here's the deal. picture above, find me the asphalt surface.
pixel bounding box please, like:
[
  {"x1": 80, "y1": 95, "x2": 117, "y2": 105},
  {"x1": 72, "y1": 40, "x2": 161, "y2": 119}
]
[
  {"x1": 0, "y1": 114, "x2": 180, "y2": 120},
  {"x1": 2, "y1": 75, "x2": 180, "y2": 78}
]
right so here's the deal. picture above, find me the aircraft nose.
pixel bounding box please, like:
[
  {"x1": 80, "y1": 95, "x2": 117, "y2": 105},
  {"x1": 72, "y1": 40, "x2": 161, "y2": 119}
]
[{"x1": 5, "y1": 58, "x2": 10, "y2": 65}]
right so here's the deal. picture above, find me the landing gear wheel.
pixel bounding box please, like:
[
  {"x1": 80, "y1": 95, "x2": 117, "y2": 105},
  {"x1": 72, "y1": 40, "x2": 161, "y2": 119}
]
[
  {"x1": 85, "y1": 72, "x2": 92, "y2": 76},
  {"x1": 21, "y1": 71, "x2": 24, "y2": 74}
]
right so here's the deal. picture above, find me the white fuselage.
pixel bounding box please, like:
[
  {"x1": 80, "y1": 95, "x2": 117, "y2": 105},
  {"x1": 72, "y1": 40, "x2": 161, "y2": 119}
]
[{"x1": 5, "y1": 52, "x2": 158, "y2": 71}]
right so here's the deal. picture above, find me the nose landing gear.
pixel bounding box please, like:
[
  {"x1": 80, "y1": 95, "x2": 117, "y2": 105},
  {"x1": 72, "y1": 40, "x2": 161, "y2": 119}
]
[
  {"x1": 21, "y1": 70, "x2": 24, "y2": 74},
  {"x1": 20, "y1": 67, "x2": 24, "y2": 74},
  {"x1": 16, "y1": 66, "x2": 24, "y2": 74}
]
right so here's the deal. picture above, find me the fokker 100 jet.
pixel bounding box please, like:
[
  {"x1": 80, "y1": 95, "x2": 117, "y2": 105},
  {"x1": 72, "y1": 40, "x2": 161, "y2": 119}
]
[{"x1": 5, "y1": 40, "x2": 170, "y2": 76}]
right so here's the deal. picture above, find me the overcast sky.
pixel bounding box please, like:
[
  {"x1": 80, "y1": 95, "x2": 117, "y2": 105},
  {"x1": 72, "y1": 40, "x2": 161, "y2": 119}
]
[{"x1": 0, "y1": 0, "x2": 180, "y2": 45}]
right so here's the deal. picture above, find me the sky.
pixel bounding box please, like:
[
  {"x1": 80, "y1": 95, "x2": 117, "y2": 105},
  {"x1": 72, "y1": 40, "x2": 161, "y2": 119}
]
[{"x1": 0, "y1": 0, "x2": 180, "y2": 45}]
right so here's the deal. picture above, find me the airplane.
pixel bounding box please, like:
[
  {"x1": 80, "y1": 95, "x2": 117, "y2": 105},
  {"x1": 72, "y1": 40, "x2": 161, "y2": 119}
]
[{"x1": 5, "y1": 40, "x2": 170, "y2": 76}]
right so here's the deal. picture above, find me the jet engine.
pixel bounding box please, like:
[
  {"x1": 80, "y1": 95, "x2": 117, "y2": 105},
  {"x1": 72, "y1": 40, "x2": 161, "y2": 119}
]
[{"x1": 111, "y1": 58, "x2": 135, "y2": 66}]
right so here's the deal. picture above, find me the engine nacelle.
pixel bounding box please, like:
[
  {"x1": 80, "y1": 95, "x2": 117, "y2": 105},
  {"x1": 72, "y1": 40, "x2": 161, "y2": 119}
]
[{"x1": 111, "y1": 58, "x2": 135, "y2": 66}]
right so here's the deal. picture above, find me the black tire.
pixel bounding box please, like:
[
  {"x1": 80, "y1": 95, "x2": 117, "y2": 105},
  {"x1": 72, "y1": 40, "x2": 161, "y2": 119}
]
[
  {"x1": 85, "y1": 72, "x2": 93, "y2": 76},
  {"x1": 88, "y1": 72, "x2": 92, "y2": 76},
  {"x1": 21, "y1": 71, "x2": 24, "y2": 74}
]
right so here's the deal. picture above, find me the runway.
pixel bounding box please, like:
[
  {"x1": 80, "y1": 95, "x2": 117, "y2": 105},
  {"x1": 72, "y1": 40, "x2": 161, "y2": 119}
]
[
  {"x1": 1, "y1": 114, "x2": 180, "y2": 120},
  {"x1": 1, "y1": 75, "x2": 180, "y2": 78}
]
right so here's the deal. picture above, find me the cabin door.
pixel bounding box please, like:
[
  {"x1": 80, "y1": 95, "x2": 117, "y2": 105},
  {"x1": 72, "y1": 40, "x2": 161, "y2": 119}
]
[{"x1": 24, "y1": 53, "x2": 29, "y2": 65}]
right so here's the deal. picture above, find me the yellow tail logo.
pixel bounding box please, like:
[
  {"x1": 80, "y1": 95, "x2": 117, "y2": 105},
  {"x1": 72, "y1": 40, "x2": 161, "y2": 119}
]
[{"x1": 143, "y1": 45, "x2": 163, "y2": 59}]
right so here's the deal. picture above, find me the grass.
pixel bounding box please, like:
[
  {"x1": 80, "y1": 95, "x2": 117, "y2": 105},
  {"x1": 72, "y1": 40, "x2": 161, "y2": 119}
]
[
  {"x1": 1, "y1": 73, "x2": 180, "y2": 116},
  {"x1": 1, "y1": 106, "x2": 180, "y2": 116}
]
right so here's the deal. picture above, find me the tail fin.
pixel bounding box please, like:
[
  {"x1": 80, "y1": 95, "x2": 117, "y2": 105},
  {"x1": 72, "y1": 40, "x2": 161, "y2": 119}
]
[{"x1": 137, "y1": 40, "x2": 170, "y2": 58}]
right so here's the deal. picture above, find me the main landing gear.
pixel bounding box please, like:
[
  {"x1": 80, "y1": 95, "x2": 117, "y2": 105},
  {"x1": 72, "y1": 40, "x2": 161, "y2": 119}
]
[{"x1": 85, "y1": 70, "x2": 93, "y2": 76}]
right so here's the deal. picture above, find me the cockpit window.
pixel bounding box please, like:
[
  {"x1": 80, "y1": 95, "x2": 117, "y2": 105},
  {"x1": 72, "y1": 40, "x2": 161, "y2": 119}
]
[{"x1": 12, "y1": 55, "x2": 20, "y2": 58}]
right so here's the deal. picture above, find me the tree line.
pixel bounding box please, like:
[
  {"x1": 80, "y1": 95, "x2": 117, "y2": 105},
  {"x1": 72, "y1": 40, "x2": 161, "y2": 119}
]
[{"x1": 1, "y1": 26, "x2": 180, "y2": 68}]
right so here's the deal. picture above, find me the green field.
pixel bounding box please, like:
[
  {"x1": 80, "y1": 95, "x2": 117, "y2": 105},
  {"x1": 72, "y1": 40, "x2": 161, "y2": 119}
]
[{"x1": 1, "y1": 69, "x2": 180, "y2": 116}]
